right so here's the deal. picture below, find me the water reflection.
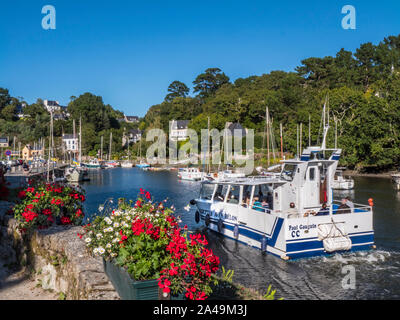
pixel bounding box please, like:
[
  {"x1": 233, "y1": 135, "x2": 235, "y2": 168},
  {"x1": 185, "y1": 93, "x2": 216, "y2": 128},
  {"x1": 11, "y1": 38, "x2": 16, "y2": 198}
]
[{"x1": 80, "y1": 170, "x2": 400, "y2": 299}]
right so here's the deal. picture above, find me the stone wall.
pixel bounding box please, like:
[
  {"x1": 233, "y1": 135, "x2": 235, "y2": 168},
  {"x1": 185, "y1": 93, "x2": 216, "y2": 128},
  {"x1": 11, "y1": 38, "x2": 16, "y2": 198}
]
[{"x1": 0, "y1": 201, "x2": 119, "y2": 300}]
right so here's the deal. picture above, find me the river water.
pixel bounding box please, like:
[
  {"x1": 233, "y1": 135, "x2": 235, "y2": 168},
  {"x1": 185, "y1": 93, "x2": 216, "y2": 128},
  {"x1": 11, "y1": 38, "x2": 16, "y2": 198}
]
[{"x1": 81, "y1": 168, "x2": 400, "y2": 300}]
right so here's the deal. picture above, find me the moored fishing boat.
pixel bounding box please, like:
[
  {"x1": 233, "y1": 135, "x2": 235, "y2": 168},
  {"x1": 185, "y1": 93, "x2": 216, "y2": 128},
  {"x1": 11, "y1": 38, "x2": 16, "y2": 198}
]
[
  {"x1": 178, "y1": 167, "x2": 203, "y2": 181},
  {"x1": 332, "y1": 168, "x2": 354, "y2": 190},
  {"x1": 83, "y1": 158, "x2": 101, "y2": 169}
]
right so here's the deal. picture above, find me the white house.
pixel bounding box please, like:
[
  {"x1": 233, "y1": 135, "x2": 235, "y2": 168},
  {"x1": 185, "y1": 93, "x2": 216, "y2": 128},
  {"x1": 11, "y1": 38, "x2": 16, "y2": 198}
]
[
  {"x1": 169, "y1": 120, "x2": 190, "y2": 142},
  {"x1": 62, "y1": 134, "x2": 78, "y2": 152},
  {"x1": 44, "y1": 100, "x2": 62, "y2": 113}
]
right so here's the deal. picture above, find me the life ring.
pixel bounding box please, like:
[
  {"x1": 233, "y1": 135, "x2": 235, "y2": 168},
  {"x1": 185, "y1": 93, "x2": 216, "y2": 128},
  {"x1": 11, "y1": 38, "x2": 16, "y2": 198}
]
[
  {"x1": 217, "y1": 219, "x2": 224, "y2": 232},
  {"x1": 205, "y1": 214, "x2": 211, "y2": 227},
  {"x1": 195, "y1": 211, "x2": 200, "y2": 224}
]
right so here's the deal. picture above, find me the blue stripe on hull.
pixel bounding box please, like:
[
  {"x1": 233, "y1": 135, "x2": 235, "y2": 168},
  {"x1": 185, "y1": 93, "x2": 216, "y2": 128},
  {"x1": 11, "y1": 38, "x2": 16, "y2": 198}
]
[{"x1": 204, "y1": 217, "x2": 374, "y2": 259}]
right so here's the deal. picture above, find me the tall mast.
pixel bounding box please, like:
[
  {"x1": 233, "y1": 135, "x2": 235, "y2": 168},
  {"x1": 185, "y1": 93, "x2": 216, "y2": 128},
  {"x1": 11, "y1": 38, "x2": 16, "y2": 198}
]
[
  {"x1": 300, "y1": 123, "x2": 303, "y2": 155},
  {"x1": 73, "y1": 119, "x2": 76, "y2": 161},
  {"x1": 280, "y1": 123, "x2": 283, "y2": 159},
  {"x1": 308, "y1": 114, "x2": 311, "y2": 147},
  {"x1": 266, "y1": 107, "x2": 270, "y2": 166},
  {"x1": 207, "y1": 116, "x2": 210, "y2": 174},
  {"x1": 79, "y1": 116, "x2": 82, "y2": 163},
  {"x1": 109, "y1": 132, "x2": 112, "y2": 161},
  {"x1": 100, "y1": 135, "x2": 103, "y2": 160}
]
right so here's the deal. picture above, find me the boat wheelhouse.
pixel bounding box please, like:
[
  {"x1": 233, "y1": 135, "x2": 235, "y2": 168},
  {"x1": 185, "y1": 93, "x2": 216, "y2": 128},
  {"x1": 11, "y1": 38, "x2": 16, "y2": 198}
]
[{"x1": 191, "y1": 118, "x2": 375, "y2": 260}]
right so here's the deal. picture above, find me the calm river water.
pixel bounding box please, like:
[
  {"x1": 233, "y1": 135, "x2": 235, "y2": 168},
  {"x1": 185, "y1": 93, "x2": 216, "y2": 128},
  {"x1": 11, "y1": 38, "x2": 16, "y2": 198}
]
[{"x1": 81, "y1": 168, "x2": 400, "y2": 300}]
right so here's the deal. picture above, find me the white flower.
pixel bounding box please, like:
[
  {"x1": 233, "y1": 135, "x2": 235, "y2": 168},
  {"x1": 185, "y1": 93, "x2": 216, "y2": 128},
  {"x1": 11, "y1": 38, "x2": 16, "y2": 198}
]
[
  {"x1": 111, "y1": 253, "x2": 117, "y2": 257},
  {"x1": 112, "y1": 238, "x2": 118, "y2": 243},
  {"x1": 98, "y1": 247, "x2": 105, "y2": 255},
  {"x1": 96, "y1": 233, "x2": 103, "y2": 239},
  {"x1": 85, "y1": 237, "x2": 92, "y2": 243},
  {"x1": 113, "y1": 222, "x2": 120, "y2": 228},
  {"x1": 106, "y1": 243, "x2": 112, "y2": 248},
  {"x1": 184, "y1": 204, "x2": 190, "y2": 212},
  {"x1": 93, "y1": 248, "x2": 99, "y2": 254},
  {"x1": 104, "y1": 227, "x2": 113, "y2": 233},
  {"x1": 105, "y1": 217, "x2": 112, "y2": 225}
]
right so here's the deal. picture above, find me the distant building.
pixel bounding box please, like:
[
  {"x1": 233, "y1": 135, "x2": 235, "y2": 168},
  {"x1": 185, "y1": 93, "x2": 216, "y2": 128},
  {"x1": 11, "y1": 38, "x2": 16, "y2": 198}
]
[
  {"x1": 225, "y1": 122, "x2": 247, "y2": 137},
  {"x1": 22, "y1": 144, "x2": 44, "y2": 161},
  {"x1": 44, "y1": 100, "x2": 62, "y2": 113},
  {"x1": 0, "y1": 137, "x2": 9, "y2": 148},
  {"x1": 170, "y1": 120, "x2": 190, "y2": 141},
  {"x1": 124, "y1": 115, "x2": 139, "y2": 123},
  {"x1": 16, "y1": 103, "x2": 27, "y2": 118},
  {"x1": 44, "y1": 100, "x2": 69, "y2": 119},
  {"x1": 128, "y1": 129, "x2": 142, "y2": 144},
  {"x1": 122, "y1": 129, "x2": 142, "y2": 147},
  {"x1": 62, "y1": 134, "x2": 78, "y2": 152}
]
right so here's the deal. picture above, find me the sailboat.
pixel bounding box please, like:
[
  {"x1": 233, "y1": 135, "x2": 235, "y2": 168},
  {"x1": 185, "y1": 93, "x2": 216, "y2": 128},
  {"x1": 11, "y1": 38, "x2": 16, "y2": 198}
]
[
  {"x1": 121, "y1": 142, "x2": 133, "y2": 168},
  {"x1": 136, "y1": 135, "x2": 150, "y2": 169}
]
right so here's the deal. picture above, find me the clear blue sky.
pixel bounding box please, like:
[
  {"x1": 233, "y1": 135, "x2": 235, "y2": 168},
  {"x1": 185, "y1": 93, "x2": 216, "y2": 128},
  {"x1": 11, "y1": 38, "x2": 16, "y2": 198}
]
[{"x1": 1, "y1": 0, "x2": 400, "y2": 117}]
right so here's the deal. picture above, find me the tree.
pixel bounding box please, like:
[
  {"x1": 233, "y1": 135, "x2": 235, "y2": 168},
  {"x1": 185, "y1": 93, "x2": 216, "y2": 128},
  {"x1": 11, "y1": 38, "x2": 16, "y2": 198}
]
[
  {"x1": 0, "y1": 88, "x2": 11, "y2": 113},
  {"x1": 165, "y1": 81, "x2": 190, "y2": 102},
  {"x1": 193, "y1": 68, "x2": 230, "y2": 99}
]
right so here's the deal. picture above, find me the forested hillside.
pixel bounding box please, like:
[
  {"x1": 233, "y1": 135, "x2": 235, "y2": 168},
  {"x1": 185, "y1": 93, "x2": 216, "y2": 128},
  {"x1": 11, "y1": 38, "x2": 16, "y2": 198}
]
[
  {"x1": 2, "y1": 34, "x2": 400, "y2": 171},
  {"x1": 143, "y1": 34, "x2": 400, "y2": 172}
]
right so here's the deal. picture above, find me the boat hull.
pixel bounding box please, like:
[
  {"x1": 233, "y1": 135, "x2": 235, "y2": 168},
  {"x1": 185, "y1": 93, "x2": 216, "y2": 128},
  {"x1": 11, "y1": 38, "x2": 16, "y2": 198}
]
[{"x1": 195, "y1": 201, "x2": 374, "y2": 260}]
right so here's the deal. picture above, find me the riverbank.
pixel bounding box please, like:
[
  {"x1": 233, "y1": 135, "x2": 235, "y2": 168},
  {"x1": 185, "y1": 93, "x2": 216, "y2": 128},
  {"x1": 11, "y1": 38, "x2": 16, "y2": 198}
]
[{"x1": 343, "y1": 170, "x2": 394, "y2": 179}]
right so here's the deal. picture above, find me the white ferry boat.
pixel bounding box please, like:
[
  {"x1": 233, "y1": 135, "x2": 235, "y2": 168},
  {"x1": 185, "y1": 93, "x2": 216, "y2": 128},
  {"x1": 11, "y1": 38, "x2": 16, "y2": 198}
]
[{"x1": 191, "y1": 124, "x2": 375, "y2": 260}]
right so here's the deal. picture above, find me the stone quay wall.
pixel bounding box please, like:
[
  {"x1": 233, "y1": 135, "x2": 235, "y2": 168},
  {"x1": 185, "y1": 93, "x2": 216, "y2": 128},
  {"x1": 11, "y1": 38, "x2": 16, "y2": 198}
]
[{"x1": 0, "y1": 201, "x2": 119, "y2": 300}]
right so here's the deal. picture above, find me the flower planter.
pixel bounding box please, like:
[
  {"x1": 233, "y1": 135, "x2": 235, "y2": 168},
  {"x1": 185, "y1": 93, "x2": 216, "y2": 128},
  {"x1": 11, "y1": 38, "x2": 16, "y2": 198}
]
[{"x1": 103, "y1": 259, "x2": 183, "y2": 300}]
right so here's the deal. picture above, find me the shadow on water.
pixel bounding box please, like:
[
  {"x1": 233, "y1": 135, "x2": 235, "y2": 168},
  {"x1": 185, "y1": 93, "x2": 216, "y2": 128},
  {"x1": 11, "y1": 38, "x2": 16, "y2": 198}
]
[{"x1": 81, "y1": 169, "x2": 400, "y2": 300}]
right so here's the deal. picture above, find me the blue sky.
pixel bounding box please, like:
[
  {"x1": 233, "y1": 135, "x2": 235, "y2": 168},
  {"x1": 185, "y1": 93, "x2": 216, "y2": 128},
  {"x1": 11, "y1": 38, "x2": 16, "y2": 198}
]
[{"x1": 1, "y1": 0, "x2": 400, "y2": 117}]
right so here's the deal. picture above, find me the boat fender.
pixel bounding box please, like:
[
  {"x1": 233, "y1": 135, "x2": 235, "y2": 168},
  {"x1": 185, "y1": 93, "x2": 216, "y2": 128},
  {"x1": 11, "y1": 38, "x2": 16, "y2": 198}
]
[
  {"x1": 190, "y1": 199, "x2": 197, "y2": 205},
  {"x1": 217, "y1": 219, "x2": 223, "y2": 232},
  {"x1": 195, "y1": 211, "x2": 200, "y2": 224},
  {"x1": 261, "y1": 236, "x2": 267, "y2": 251},
  {"x1": 205, "y1": 213, "x2": 211, "y2": 227},
  {"x1": 233, "y1": 225, "x2": 239, "y2": 238}
]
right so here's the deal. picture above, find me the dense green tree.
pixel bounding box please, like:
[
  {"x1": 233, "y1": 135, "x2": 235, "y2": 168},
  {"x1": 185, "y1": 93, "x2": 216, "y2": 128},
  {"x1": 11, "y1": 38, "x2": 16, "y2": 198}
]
[
  {"x1": 193, "y1": 68, "x2": 230, "y2": 99},
  {"x1": 165, "y1": 81, "x2": 190, "y2": 102}
]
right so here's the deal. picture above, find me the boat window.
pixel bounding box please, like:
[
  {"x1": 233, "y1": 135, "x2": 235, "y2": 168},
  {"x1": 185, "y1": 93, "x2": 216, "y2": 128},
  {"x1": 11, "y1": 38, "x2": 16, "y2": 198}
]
[
  {"x1": 242, "y1": 185, "x2": 252, "y2": 207},
  {"x1": 200, "y1": 183, "x2": 215, "y2": 200},
  {"x1": 214, "y1": 184, "x2": 229, "y2": 202},
  {"x1": 226, "y1": 185, "x2": 240, "y2": 204},
  {"x1": 309, "y1": 168, "x2": 315, "y2": 181},
  {"x1": 281, "y1": 164, "x2": 297, "y2": 182}
]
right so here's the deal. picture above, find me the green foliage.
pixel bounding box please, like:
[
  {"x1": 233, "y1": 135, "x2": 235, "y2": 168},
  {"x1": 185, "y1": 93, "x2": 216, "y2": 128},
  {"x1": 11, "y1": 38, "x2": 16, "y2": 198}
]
[
  {"x1": 263, "y1": 285, "x2": 283, "y2": 300},
  {"x1": 139, "y1": 34, "x2": 400, "y2": 172}
]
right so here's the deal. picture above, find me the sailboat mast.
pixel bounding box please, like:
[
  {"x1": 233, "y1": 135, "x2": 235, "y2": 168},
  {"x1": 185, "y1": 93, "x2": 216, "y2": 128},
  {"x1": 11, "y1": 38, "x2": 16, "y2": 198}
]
[
  {"x1": 79, "y1": 116, "x2": 82, "y2": 163},
  {"x1": 207, "y1": 116, "x2": 210, "y2": 174},
  {"x1": 109, "y1": 132, "x2": 112, "y2": 161},
  {"x1": 100, "y1": 136, "x2": 103, "y2": 160},
  {"x1": 266, "y1": 107, "x2": 270, "y2": 167},
  {"x1": 280, "y1": 123, "x2": 283, "y2": 159}
]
